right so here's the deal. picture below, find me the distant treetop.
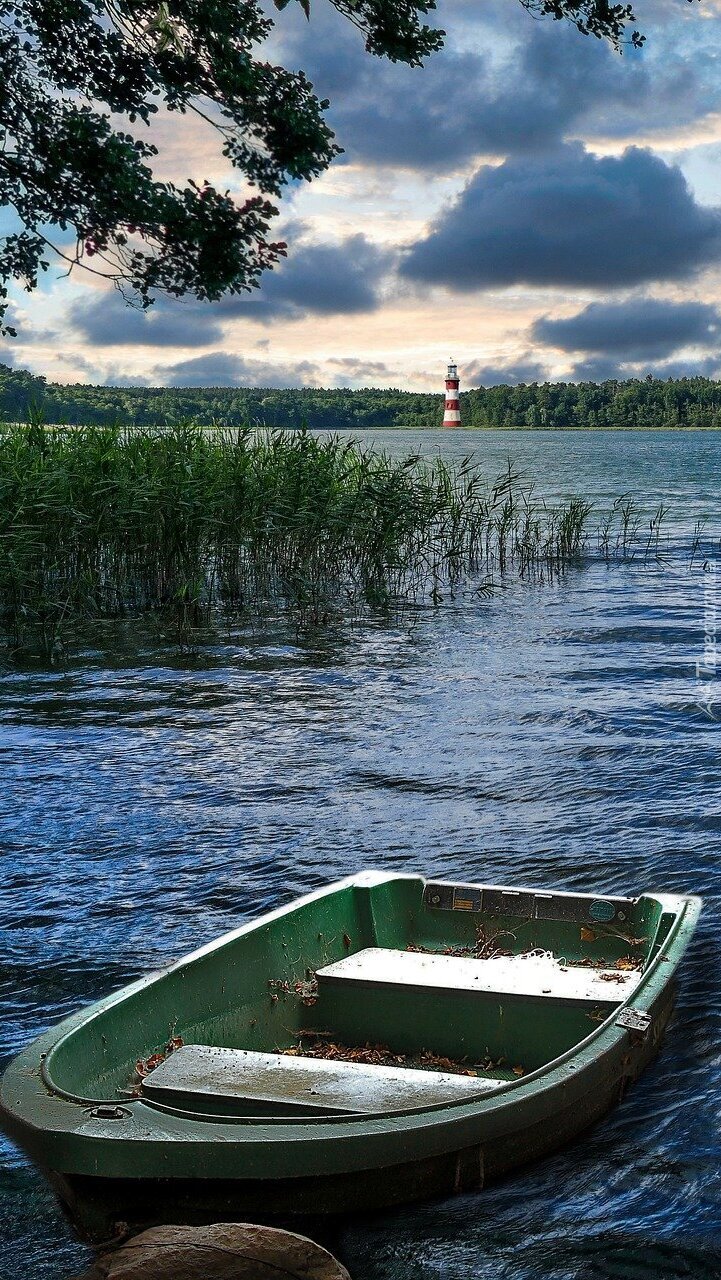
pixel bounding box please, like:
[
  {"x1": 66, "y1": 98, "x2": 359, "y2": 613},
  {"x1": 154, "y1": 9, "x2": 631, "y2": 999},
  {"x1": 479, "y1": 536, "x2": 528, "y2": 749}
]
[{"x1": 1, "y1": 362, "x2": 719, "y2": 430}]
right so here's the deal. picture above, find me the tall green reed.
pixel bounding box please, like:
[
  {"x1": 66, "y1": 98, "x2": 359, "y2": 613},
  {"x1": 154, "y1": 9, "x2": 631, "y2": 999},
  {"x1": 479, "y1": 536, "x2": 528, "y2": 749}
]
[{"x1": 0, "y1": 422, "x2": 598, "y2": 659}]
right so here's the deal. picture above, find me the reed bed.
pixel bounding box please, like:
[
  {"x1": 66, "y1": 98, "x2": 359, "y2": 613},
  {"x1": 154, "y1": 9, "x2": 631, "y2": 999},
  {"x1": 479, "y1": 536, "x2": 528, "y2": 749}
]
[{"x1": 0, "y1": 422, "x2": 602, "y2": 658}]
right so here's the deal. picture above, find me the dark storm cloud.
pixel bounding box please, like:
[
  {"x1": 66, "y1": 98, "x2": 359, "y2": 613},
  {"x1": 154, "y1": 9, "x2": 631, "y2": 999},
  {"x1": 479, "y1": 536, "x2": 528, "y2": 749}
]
[
  {"x1": 67, "y1": 294, "x2": 225, "y2": 347},
  {"x1": 270, "y1": 2, "x2": 714, "y2": 171},
  {"x1": 462, "y1": 356, "x2": 550, "y2": 387},
  {"x1": 322, "y1": 38, "x2": 614, "y2": 169},
  {"x1": 274, "y1": 9, "x2": 617, "y2": 169},
  {"x1": 564, "y1": 355, "x2": 636, "y2": 383},
  {"x1": 154, "y1": 352, "x2": 320, "y2": 388},
  {"x1": 66, "y1": 234, "x2": 389, "y2": 347},
  {"x1": 402, "y1": 145, "x2": 721, "y2": 290},
  {"x1": 215, "y1": 235, "x2": 391, "y2": 324},
  {"x1": 533, "y1": 298, "x2": 721, "y2": 360},
  {"x1": 567, "y1": 353, "x2": 721, "y2": 383}
]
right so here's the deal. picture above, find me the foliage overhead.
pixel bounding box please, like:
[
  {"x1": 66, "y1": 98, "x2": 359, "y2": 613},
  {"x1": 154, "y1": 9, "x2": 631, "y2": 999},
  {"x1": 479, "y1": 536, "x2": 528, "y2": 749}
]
[
  {"x1": 0, "y1": 0, "x2": 697, "y2": 334},
  {"x1": 522, "y1": 3, "x2": 697, "y2": 51}
]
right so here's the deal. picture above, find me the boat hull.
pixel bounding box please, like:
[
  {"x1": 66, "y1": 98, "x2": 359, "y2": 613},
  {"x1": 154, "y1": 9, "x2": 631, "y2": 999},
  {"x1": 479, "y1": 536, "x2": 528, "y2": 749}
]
[
  {"x1": 0, "y1": 873, "x2": 700, "y2": 1243},
  {"x1": 46, "y1": 990, "x2": 673, "y2": 1242}
]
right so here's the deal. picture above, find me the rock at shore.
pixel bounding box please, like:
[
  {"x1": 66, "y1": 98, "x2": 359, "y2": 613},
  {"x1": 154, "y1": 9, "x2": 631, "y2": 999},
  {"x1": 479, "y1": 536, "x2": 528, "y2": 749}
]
[{"x1": 71, "y1": 1222, "x2": 351, "y2": 1280}]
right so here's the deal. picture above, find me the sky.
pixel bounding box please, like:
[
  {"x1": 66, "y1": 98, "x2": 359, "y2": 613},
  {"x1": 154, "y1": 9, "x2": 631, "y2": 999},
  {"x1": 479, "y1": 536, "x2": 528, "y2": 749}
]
[{"x1": 4, "y1": 0, "x2": 721, "y2": 391}]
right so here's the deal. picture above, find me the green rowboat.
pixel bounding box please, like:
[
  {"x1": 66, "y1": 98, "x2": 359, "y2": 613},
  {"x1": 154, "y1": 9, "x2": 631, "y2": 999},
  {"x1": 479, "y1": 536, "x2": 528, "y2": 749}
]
[{"x1": 0, "y1": 872, "x2": 700, "y2": 1240}]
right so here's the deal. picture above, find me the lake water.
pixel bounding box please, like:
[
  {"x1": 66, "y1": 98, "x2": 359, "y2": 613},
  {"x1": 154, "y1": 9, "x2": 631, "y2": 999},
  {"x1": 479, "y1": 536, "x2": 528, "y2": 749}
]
[{"x1": 1, "y1": 429, "x2": 719, "y2": 1279}]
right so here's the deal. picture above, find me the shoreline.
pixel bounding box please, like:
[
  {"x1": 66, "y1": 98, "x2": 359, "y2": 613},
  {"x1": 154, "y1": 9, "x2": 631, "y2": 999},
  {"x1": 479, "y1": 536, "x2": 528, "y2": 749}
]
[
  {"x1": 3, "y1": 421, "x2": 721, "y2": 433},
  {"x1": 314, "y1": 424, "x2": 721, "y2": 433}
]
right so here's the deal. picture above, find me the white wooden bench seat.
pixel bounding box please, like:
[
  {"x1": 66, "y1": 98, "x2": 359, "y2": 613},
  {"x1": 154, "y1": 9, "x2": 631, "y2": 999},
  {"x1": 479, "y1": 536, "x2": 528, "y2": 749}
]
[
  {"x1": 141, "y1": 1045, "x2": 496, "y2": 1116},
  {"x1": 316, "y1": 947, "x2": 640, "y2": 1004}
]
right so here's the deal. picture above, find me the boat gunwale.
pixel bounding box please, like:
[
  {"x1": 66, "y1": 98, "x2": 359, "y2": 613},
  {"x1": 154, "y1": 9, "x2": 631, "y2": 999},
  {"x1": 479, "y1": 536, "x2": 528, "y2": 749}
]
[
  {"x1": 15, "y1": 876, "x2": 700, "y2": 1131},
  {"x1": 102, "y1": 886, "x2": 702, "y2": 1126}
]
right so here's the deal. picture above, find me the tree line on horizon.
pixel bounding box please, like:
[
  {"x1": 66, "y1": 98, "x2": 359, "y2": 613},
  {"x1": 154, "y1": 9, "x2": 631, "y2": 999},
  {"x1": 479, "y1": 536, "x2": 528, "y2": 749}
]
[{"x1": 2, "y1": 363, "x2": 721, "y2": 429}]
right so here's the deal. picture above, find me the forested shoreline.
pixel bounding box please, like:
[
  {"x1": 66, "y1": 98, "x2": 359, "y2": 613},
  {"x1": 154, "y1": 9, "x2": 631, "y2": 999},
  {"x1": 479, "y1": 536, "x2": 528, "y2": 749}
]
[{"x1": 3, "y1": 363, "x2": 721, "y2": 428}]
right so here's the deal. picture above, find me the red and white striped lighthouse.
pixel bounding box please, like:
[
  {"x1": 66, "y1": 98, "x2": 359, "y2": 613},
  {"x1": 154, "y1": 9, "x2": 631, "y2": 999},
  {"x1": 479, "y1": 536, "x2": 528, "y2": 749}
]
[{"x1": 443, "y1": 360, "x2": 461, "y2": 428}]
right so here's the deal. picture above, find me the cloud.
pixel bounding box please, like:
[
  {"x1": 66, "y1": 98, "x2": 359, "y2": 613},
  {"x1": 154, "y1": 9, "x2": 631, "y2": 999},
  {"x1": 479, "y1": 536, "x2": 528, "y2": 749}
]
[
  {"x1": 141, "y1": 352, "x2": 400, "y2": 390},
  {"x1": 638, "y1": 355, "x2": 721, "y2": 380},
  {"x1": 533, "y1": 297, "x2": 721, "y2": 360},
  {"x1": 402, "y1": 144, "x2": 721, "y2": 290},
  {"x1": 568, "y1": 354, "x2": 721, "y2": 383},
  {"x1": 275, "y1": 11, "x2": 612, "y2": 170},
  {"x1": 63, "y1": 232, "x2": 390, "y2": 349},
  {"x1": 564, "y1": 355, "x2": 637, "y2": 383},
  {"x1": 149, "y1": 352, "x2": 321, "y2": 388},
  {"x1": 68, "y1": 293, "x2": 225, "y2": 347},
  {"x1": 271, "y1": 3, "x2": 715, "y2": 171},
  {"x1": 215, "y1": 234, "x2": 391, "y2": 324},
  {"x1": 461, "y1": 356, "x2": 550, "y2": 388},
  {"x1": 327, "y1": 357, "x2": 397, "y2": 385},
  {"x1": 103, "y1": 371, "x2": 155, "y2": 387}
]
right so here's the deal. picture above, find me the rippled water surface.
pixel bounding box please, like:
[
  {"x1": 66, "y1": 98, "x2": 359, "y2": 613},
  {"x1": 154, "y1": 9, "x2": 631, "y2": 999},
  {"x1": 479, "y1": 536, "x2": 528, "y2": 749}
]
[{"x1": 1, "y1": 430, "x2": 720, "y2": 1279}]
